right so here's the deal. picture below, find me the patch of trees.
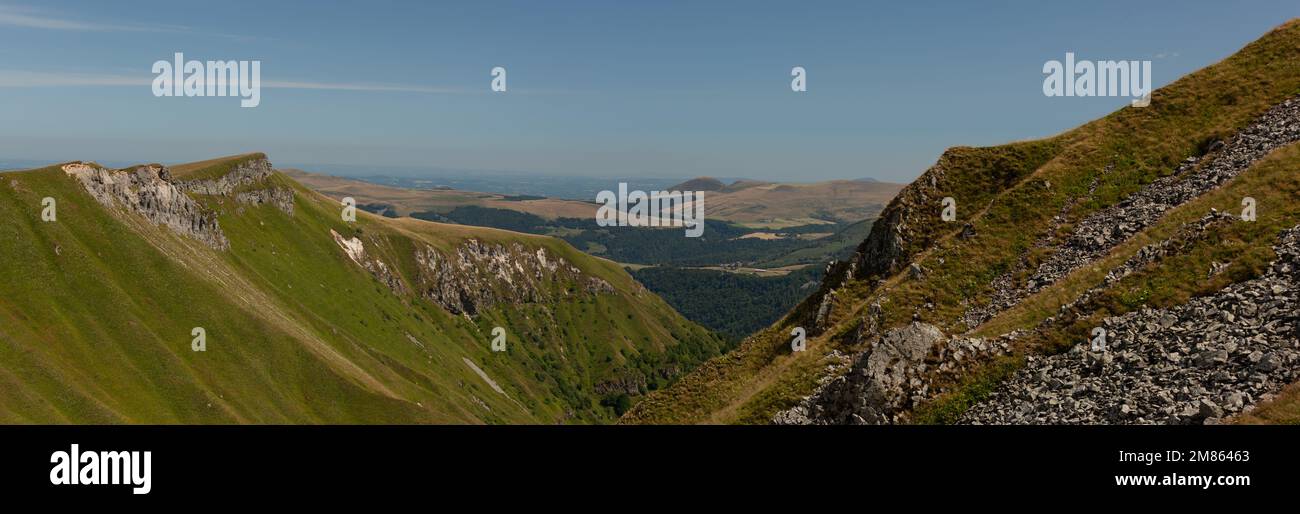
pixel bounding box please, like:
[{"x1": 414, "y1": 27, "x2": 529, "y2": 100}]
[
  {"x1": 631, "y1": 266, "x2": 824, "y2": 341},
  {"x1": 357, "y1": 203, "x2": 398, "y2": 218},
  {"x1": 412, "y1": 206, "x2": 550, "y2": 234}
]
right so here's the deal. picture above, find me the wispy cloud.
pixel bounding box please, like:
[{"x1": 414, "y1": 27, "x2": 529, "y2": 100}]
[
  {"x1": 0, "y1": 69, "x2": 474, "y2": 94},
  {"x1": 0, "y1": 5, "x2": 188, "y2": 32},
  {"x1": 261, "y1": 80, "x2": 470, "y2": 94},
  {"x1": 0, "y1": 70, "x2": 144, "y2": 87},
  {"x1": 0, "y1": 4, "x2": 256, "y2": 40}
]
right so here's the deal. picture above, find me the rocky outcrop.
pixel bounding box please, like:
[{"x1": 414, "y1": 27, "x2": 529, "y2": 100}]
[
  {"x1": 964, "y1": 98, "x2": 1300, "y2": 329},
  {"x1": 413, "y1": 240, "x2": 614, "y2": 316},
  {"x1": 182, "y1": 157, "x2": 294, "y2": 214},
  {"x1": 961, "y1": 223, "x2": 1300, "y2": 425},
  {"x1": 330, "y1": 229, "x2": 408, "y2": 295},
  {"x1": 175, "y1": 157, "x2": 275, "y2": 195},
  {"x1": 774, "y1": 322, "x2": 1012, "y2": 424},
  {"x1": 236, "y1": 187, "x2": 294, "y2": 215},
  {"x1": 595, "y1": 373, "x2": 648, "y2": 396},
  {"x1": 61, "y1": 157, "x2": 293, "y2": 250},
  {"x1": 63, "y1": 163, "x2": 230, "y2": 249},
  {"x1": 797, "y1": 161, "x2": 953, "y2": 333},
  {"x1": 330, "y1": 231, "x2": 616, "y2": 317}
]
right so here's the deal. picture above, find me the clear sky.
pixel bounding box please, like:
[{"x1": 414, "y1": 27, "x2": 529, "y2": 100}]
[{"x1": 0, "y1": 0, "x2": 1296, "y2": 182}]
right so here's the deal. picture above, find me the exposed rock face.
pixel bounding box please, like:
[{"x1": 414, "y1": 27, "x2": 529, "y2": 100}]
[
  {"x1": 961, "y1": 224, "x2": 1300, "y2": 425},
  {"x1": 236, "y1": 187, "x2": 294, "y2": 215},
  {"x1": 330, "y1": 229, "x2": 407, "y2": 295},
  {"x1": 175, "y1": 157, "x2": 275, "y2": 195},
  {"x1": 964, "y1": 98, "x2": 1300, "y2": 329},
  {"x1": 63, "y1": 163, "x2": 230, "y2": 249},
  {"x1": 595, "y1": 373, "x2": 648, "y2": 396},
  {"x1": 413, "y1": 240, "x2": 614, "y2": 315},
  {"x1": 61, "y1": 157, "x2": 292, "y2": 250},
  {"x1": 813, "y1": 288, "x2": 837, "y2": 329},
  {"x1": 799, "y1": 162, "x2": 953, "y2": 333},
  {"x1": 331, "y1": 231, "x2": 616, "y2": 317},
  {"x1": 773, "y1": 322, "x2": 1012, "y2": 424}
]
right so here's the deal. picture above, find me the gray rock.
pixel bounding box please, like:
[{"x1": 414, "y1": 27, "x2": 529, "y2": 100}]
[
  {"x1": 775, "y1": 322, "x2": 1004, "y2": 425},
  {"x1": 1198, "y1": 398, "x2": 1223, "y2": 420},
  {"x1": 964, "y1": 98, "x2": 1300, "y2": 328},
  {"x1": 961, "y1": 223, "x2": 1300, "y2": 425}
]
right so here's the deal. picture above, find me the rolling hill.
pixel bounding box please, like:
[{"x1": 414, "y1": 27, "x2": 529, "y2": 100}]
[
  {"x1": 289, "y1": 169, "x2": 902, "y2": 228},
  {"x1": 284, "y1": 168, "x2": 598, "y2": 220},
  {"x1": 0, "y1": 153, "x2": 725, "y2": 423},
  {"x1": 623, "y1": 19, "x2": 1300, "y2": 425},
  {"x1": 671, "y1": 177, "x2": 903, "y2": 228}
]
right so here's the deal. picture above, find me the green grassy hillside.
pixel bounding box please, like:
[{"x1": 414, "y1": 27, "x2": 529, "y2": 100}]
[
  {"x1": 0, "y1": 156, "x2": 724, "y2": 423},
  {"x1": 623, "y1": 18, "x2": 1300, "y2": 424}
]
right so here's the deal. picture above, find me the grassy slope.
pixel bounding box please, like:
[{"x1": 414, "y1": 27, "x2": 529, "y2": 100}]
[
  {"x1": 623, "y1": 19, "x2": 1300, "y2": 425},
  {"x1": 1238, "y1": 382, "x2": 1300, "y2": 424},
  {"x1": 169, "y1": 152, "x2": 267, "y2": 180},
  {"x1": 0, "y1": 158, "x2": 722, "y2": 423},
  {"x1": 917, "y1": 141, "x2": 1300, "y2": 423}
]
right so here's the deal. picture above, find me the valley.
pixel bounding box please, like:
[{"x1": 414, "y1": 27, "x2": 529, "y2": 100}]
[
  {"x1": 7, "y1": 1, "x2": 1300, "y2": 503},
  {"x1": 3, "y1": 12, "x2": 1296, "y2": 431},
  {"x1": 292, "y1": 169, "x2": 898, "y2": 342}
]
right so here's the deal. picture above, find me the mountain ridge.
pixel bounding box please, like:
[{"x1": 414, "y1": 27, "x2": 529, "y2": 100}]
[
  {"x1": 0, "y1": 154, "x2": 725, "y2": 423},
  {"x1": 622, "y1": 18, "x2": 1300, "y2": 425},
  {"x1": 289, "y1": 168, "x2": 903, "y2": 227}
]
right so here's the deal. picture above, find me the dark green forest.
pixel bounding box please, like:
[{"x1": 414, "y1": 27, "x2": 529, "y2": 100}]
[
  {"x1": 630, "y1": 266, "x2": 823, "y2": 341},
  {"x1": 398, "y1": 205, "x2": 868, "y2": 340},
  {"x1": 409, "y1": 205, "x2": 866, "y2": 267}
]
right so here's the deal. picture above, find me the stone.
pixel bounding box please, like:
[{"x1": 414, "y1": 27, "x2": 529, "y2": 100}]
[{"x1": 1198, "y1": 398, "x2": 1223, "y2": 420}]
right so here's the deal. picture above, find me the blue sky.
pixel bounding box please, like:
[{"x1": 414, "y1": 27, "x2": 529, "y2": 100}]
[{"x1": 0, "y1": 0, "x2": 1296, "y2": 182}]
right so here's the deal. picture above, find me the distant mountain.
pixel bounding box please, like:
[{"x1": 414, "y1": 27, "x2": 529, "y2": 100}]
[
  {"x1": 284, "y1": 168, "x2": 597, "y2": 220},
  {"x1": 302, "y1": 171, "x2": 903, "y2": 229},
  {"x1": 720, "y1": 179, "x2": 772, "y2": 192},
  {"x1": 700, "y1": 178, "x2": 902, "y2": 227},
  {"x1": 668, "y1": 176, "x2": 727, "y2": 192},
  {"x1": 285, "y1": 164, "x2": 687, "y2": 201},
  {"x1": 0, "y1": 154, "x2": 725, "y2": 423}
]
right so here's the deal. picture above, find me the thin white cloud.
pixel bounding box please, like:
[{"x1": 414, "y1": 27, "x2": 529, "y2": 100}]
[
  {"x1": 0, "y1": 69, "x2": 473, "y2": 94},
  {"x1": 0, "y1": 5, "x2": 188, "y2": 33},
  {"x1": 0, "y1": 70, "x2": 144, "y2": 87},
  {"x1": 262, "y1": 80, "x2": 469, "y2": 94},
  {"x1": 0, "y1": 5, "x2": 256, "y2": 40}
]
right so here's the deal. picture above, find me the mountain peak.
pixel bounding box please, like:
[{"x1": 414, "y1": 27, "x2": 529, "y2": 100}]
[{"x1": 669, "y1": 176, "x2": 726, "y2": 192}]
